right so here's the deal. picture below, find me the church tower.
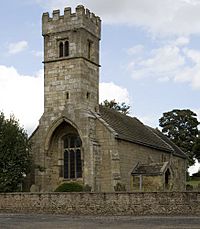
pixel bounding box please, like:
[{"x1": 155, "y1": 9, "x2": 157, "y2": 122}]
[
  {"x1": 42, "y1": 5, "x2": 101, "y2": 114},
  {"x1": 30, "y1": 6, "x2": 101, "y2": 192}
]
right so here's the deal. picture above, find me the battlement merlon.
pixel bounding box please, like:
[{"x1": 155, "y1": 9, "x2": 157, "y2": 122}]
[{"x1": 42, "y1": 5, "x2": 101, "y2": 39}]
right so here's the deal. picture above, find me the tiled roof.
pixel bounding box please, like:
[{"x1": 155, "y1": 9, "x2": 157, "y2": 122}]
[
  {"x1": 147, "y1": 127, "x2": 187, "y2": 159},
  {"x1": 98, "y1": 106, "x2": 186, "y2": 158},
  {"x1": 131, "y1": 162, "x2": 168, "y2": 176}
]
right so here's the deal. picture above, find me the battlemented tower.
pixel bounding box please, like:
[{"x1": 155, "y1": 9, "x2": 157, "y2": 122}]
[
  {"x1": 42, "y1": 5, "x2": 101, "y2": 114},
  {"x1": 30, "y1": 6, "x2": 101, "y2": 192}
]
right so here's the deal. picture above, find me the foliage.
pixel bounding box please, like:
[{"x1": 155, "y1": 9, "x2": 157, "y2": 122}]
[
  {"x1": 54, "y1": 182, "x2": 83, "y2": 192},
  {"x1": 101, "y1": 99, "x2": 130, "y2": 115},
  {"x1": 193, "y1": 134, "x2": 200, "y2": 161},
  {"x1": 0, "y1": 112, "x2": 31, "y2": 192},
  {"x1": 186, "y1": 184, "x2": 193, "y2": 191},
  {"x1": 159, "y1": 109, "x2": 200, "y2": 165}
]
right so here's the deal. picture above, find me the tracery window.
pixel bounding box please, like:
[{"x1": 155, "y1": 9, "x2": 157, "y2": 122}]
[{"x1": 63, "y1": 134, "x2": 82, "y2": 179}]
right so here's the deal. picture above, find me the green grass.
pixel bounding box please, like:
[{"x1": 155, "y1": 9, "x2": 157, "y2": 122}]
[{"x1": 186, "y1": 179, "x2": 200, "y2": 190}]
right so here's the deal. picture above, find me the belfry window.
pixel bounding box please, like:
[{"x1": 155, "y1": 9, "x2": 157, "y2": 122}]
[
  {"x1": 59, "y1": 40, "x2": 69, "y2": 58},
  {"x1": 59, "y1": 42, "x2": 64, "y2": 57},
  {"x1": 63, "y1": 134, "x2": 82, "y2": 179},
  {"x1": 64, "y1": 41, "x2": 69, "y2": 57}
]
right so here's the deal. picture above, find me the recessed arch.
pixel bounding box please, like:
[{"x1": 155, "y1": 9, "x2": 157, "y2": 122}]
[{"x1": 44, "y1": 116, "x2": 82, "y2": 151}]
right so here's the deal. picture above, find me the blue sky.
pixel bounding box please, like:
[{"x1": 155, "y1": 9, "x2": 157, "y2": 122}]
[{"x1": 0, "y1": 0, "x2": 200, "y2": 172}]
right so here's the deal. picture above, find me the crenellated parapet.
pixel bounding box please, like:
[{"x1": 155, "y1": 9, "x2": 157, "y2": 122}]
[{"x1": 42, "y1": 5, "x2": 101, "y2": 39}]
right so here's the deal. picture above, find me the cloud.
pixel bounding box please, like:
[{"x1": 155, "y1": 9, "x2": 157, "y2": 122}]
[
  {"x1": 35, "y1": 0, "x2": 200, "y2": 36},
  {"x1": 0, "y1": 67, "x2": 131, "y2": 134},
  {"x1": 0, "y1": 65, "x2": 43, "y2": 134},
  {"x1": 99, "y1": 82, "x2": 131, "y2": 105},
  {"x1": 127, "y1": 37, "x2": 200, "y2": 89},
  {"x1": 8, "y1": 41, "x2": 28, "y2": 55}
]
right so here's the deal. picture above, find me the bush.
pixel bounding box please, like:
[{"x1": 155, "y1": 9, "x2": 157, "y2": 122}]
[
  {"x1": 186, "y1": 184, "x2": 193, "y2": 191},
  {"x1": 54, "y1": 182, "x2": 83, "y2": 192}
]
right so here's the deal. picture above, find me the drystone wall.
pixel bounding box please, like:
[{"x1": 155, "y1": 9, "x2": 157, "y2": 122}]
[{"x1": 0, "y1": 192, "x2": 200, "y2": 215}]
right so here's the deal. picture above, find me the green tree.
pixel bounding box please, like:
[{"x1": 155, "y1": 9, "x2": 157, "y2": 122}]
[
  {"x1": 101, "y1": 99, "x2": 130, "y2": 115},
  {"x1": 0, "y1": 112, "x2": 31, "y2": 192},
  {"x1": 159, "y1": 109, "x2": 199, "y2": 165},
  {"x1": 193, "y1": 133, "x2": 200, "y2": 161}
]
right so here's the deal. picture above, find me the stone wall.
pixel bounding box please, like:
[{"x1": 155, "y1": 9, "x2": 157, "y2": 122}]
[
  {"x1": 118, "y1": 140, "x2": 186, "y2": 191},
  {"x1": 0, "y1": 192, "x2": 200, "y2": 215}
]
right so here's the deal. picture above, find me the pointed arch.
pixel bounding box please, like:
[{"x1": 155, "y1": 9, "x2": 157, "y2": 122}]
[
  {"x1": 44, "y1": 116, "x2": 81, "y2": 151},
  {"x1": 59, "y1": 42, "x2": 64, "y2": 57},
  {"x1": 64, "y1": 40, "x2": 69, "y2": 56}
]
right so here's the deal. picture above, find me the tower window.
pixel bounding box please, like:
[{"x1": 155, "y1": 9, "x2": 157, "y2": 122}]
[
  {"x1": 88, "y1": 40, "x2": 93, "y2": 60},
  {"x1": 64, "y1": 41, "x2": 69, "y2": 57},
  {"x1": 59, "y1": 40, "x2": 69, "y2": 58},
  {"x1": 66, "y1": 92, "x2": 69, "y2": 100},
  {"x1": 86, "y1": 92, "x2": 90, "y2": 99},
  {"x1": 59, "y1": 42, "x2": 64, "y2": 57}
]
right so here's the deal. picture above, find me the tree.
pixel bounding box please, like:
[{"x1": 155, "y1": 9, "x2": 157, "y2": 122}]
[
  {"x1": 0, "y1": 112, "x2": 31, "y2": 192},
  {"x1": 101, "y1": 99, "x2": 130, "y2": 115},
  {"x1": 159, "y1": 109, "x2": 200, "y2": 165}
]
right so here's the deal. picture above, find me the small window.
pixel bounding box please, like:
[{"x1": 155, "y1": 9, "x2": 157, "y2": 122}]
[
  {"x1": 64, "y1": 41, "x2": 69, "y2": 57},
  {"x1": 88, "y1": 40, "x2": 93, "y2": 60},
  {"x1": 59, "y1": 42, "x2": 64, "y2": 57},
  {"x1": 86, "y1": 92, "x2": 90, "y2": 99},
  {"x1": 66, "y1": 92, "x2": 69, "y2": 100}
]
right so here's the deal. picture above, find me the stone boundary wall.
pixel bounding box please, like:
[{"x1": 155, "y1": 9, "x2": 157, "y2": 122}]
[{"x1": 0, "y1": 192, "x2": 200, "y2": 215}]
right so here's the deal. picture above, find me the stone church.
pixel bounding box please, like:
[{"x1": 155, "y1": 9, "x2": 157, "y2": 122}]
[{"x1": 30, "y1": 5, "x2": 187, "y2": 192}]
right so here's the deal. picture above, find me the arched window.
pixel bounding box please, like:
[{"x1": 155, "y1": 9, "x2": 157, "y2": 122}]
[
  {"x1": 165, "y1": 169, "x2": 171, "y2": 189},
  {"x1": 59, "y1": 42, "x2": 64, "y2": 57},
  {"x1": 64, "y1": 40, "x2": 69, "y2": 57},
  {"x1": 63, "y1": 134, "x2": 82, "y2": 179}
]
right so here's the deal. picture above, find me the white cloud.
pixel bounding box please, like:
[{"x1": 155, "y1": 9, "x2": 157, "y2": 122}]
[
  {"x1": 99, "y1": 82, "x2": 131, "y2": 105},
  {"x1": 127, "y1": 37, "x2": 200, "y2": 89},
  {"x1": 0, "y1": 69, "x2": 132, "y2": 134},
  {"x1": 35, "y1": 0, "x2": 200, "y2": 36},
  {"x1": 8, "y1": 41, "x2": 28, "y2": 55},
  {"x1": 0, "y1": 65, "x2": 43, "y2": 134},
  {"x1": 188, "y1": 159, "x2": 200, "y2": 175}
]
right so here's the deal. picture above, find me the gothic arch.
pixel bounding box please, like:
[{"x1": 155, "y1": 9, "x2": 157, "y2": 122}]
[{"x1": 44, "y1": 116, "x2": 82, "y2": 151}]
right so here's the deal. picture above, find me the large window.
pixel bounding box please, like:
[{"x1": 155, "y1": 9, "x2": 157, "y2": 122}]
[{"x1": 63, "y1": 134, "x2": 82, "y2": 179}]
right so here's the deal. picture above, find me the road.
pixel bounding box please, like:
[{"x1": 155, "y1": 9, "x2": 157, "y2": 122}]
[{"x1": 0, "y1": 214, "x2": 200, "y2": 229}]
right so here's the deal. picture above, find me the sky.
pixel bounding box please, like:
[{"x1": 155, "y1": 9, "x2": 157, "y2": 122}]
[{"x1": 0, "y1": 0, "x2": 200, "y2": 173}]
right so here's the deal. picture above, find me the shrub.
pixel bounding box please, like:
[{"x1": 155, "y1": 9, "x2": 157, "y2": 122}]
[
  {"x1": 54, "y1": 182, "x2": 83, "y2": 192},
  {"x1": 186, "y1": 184, "x2": 193, "y2": 191}
]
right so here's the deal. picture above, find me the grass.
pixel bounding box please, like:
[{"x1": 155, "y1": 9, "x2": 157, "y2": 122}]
[{"x1": 186, "y1": 178, "x2": 200, "y2": 190}]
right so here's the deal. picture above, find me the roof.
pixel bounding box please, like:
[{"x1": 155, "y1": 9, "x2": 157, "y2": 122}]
[
  {"x1": 147, "y1": 127, "x2": 187, "y2": 159},
  {"x1": 98, "y1": 106, "x2": 187, "y2": 159},
  {"x1": 131, "y1": 162, "x2": 169, "y2": 176}
]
